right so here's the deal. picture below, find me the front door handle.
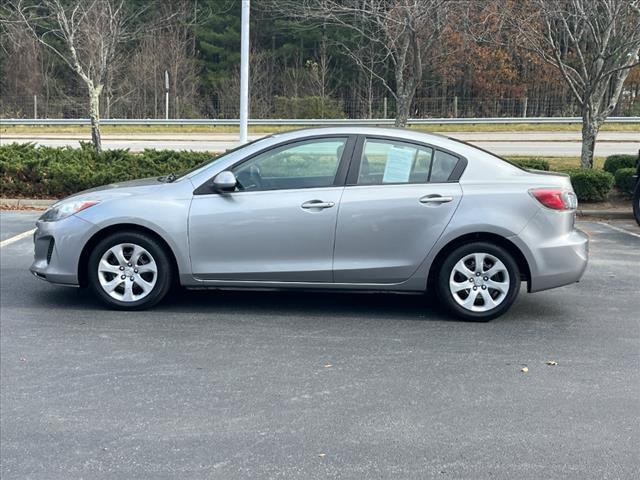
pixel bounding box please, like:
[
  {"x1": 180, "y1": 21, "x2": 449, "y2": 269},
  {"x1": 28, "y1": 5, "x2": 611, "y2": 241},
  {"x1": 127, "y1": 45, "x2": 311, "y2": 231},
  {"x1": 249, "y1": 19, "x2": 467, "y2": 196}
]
[
  {"x1": 301, "y1": 200, "x2": 335, "y2": 209},
  {"x1": 419, "y1": 194, "x2": 453, "y2": 204}
]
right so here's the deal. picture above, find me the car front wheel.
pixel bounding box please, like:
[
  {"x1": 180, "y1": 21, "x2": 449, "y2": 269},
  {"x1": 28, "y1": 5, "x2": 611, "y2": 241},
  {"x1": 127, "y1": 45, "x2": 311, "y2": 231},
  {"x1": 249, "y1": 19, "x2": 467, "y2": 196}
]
[
  {"x1": 437, "y1": 242, "x2": 520, "y2": 321},
  {"x1": 88, "y1": 232, "x2": 172, "y2": 310}
]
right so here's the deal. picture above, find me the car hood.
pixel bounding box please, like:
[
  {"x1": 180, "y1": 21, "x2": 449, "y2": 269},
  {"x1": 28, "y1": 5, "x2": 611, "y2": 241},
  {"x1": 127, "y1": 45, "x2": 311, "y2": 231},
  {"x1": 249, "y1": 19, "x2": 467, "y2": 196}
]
[{"x1": 58, "y1": 177, "x2": 168, "y2": 204}]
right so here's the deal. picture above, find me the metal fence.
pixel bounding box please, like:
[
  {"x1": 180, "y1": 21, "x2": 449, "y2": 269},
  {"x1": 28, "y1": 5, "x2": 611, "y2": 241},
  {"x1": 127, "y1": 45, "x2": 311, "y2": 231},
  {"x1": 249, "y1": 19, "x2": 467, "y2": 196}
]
[
  {"x1": 2, "y1": 93, "x2": 638, "y2": 120},
  {"x1": 3, "y1": 117, "x2": 639, "y2": 126}
]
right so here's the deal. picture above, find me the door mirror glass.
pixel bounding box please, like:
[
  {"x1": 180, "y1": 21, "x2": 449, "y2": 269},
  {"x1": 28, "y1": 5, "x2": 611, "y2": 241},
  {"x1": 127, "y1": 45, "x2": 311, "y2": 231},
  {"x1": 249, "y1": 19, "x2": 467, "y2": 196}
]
[{"x1": 212, "y1": 171, "x2": 237, "y2": 191}]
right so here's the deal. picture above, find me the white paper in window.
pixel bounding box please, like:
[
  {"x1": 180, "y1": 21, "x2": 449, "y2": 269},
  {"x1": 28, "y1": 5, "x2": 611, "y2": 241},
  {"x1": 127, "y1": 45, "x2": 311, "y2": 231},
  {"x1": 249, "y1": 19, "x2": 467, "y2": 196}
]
[{"x1": 382, "y1": 146, "x2": 414, "y2": 183}]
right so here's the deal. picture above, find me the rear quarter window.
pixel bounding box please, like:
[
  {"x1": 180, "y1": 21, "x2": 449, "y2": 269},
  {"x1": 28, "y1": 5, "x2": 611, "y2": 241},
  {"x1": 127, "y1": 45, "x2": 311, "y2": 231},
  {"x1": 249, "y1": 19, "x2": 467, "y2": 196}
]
[{"x1": 430, "y1": 150, "x2": 459, "y2": 182}]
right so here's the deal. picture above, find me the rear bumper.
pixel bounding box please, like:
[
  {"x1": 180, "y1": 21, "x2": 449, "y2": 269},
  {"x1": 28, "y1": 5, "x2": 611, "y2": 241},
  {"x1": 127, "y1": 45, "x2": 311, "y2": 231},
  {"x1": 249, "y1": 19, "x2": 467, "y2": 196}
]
[
  {"x1": 527, "y1": 227, "x2": 588, "y2": 292},
  {"x1": 29, "y1": 215, "x2": 96, "y2": 286},
  {"x1": 511, "y1": 208, "x2": 589, "y2": 293}
]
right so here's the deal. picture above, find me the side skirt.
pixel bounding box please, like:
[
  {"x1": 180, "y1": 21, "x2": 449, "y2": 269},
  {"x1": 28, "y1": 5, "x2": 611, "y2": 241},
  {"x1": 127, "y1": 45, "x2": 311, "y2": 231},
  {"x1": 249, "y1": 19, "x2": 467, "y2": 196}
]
[{"x1": 179, "y1": 275, "x2": 427, "y2": 293}]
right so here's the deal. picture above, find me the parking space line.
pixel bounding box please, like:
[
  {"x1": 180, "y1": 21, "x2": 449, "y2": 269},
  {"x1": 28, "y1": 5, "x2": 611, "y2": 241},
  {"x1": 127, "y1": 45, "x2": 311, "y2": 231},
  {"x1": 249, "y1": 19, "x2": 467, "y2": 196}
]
[
  {"x1": 0, "y1": 229, "x2": 36, "y2": 248},
  {"x1": 596, "y1": 221, "x2": 640, "y2": 239}
]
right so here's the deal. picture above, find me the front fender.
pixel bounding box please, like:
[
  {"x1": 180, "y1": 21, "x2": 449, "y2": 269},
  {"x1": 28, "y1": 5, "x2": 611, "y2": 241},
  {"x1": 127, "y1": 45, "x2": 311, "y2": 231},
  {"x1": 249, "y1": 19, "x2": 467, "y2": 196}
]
[{"x1": 75, "y1": 182, "x2": 194, "y2": 277}]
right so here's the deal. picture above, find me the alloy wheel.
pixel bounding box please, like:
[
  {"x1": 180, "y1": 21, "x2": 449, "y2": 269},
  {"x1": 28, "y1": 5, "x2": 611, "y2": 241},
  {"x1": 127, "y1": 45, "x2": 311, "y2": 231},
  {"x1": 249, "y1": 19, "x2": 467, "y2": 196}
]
[
  {"x1": 449, "y1": 252, "x2": 510, "y2": 312},
  {"x1": 97, "y1": 243, "x2": 158, "y2": 302}
]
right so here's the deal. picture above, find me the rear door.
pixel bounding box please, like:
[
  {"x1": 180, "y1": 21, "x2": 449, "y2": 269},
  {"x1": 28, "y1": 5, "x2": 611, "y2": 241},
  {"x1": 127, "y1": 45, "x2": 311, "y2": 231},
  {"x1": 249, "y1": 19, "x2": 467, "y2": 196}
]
[{"x1": 333, "y1": 136, "x2": 464, "y2": 284}]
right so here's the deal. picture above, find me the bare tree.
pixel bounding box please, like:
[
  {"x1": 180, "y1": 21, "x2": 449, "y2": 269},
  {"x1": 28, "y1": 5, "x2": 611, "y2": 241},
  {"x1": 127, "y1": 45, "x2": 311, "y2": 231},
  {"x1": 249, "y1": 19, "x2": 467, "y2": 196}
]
[
  {"x1": 0, "y1": 20, "x2": 47, "y2": 116},
  {"x1": 355, "y1": 42, "x2": 381, "y2": 119},
  {"x1": 270, "y1": 0, "x2": 448, "y2": 127},
  {"x1": 2, "y1": 0, "x2": 151, "y2": 151},
  {"x1": 214, "y1": 50, "x2": 276, "y2": 119},
  {"x1": 131, "y1": 32, "x2": 202, "y2": 119},
  {"x1": 479, "y1": 0, "x2": 640, "y2": 169},
  {"x1": 306, "y1": 35, "x2": 334, "y2": 103}
]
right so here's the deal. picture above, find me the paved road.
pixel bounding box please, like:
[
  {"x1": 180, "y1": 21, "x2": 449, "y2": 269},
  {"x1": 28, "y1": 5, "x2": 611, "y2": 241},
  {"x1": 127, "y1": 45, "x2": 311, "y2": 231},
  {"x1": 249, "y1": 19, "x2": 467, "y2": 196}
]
[
  {"x1": 1, "y1": 212, "x2": 639, "y2": 479},
  {"x1": 2, "y1": 131, "x2": 639, "y2": 156}
]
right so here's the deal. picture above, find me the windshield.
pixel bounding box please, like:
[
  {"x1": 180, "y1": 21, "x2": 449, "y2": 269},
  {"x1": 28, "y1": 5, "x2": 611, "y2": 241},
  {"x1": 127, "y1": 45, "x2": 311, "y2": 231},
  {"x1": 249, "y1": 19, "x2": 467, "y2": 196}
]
[{"x1": 175, "y1": 135, "x2": 273, "y2": 181}]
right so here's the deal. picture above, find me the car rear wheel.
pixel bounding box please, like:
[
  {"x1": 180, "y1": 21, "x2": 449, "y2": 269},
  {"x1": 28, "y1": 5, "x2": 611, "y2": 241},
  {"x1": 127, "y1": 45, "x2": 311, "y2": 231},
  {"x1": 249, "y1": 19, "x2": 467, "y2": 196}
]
[
  {"x1": 437, "y1": 242, "x2": 520, "y2": 321},
  {"x1": 88, "y1": 232, "x2": 172, "y2": 310}
]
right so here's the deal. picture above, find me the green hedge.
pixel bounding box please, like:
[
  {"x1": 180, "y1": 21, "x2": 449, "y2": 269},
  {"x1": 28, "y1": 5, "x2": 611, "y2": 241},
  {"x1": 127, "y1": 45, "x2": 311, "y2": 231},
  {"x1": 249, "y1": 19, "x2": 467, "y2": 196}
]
[
  {"x1": 614, "y1": 167, "x2": 637, "y2": 193},
  {"x1": 0, "y1": 143, "x2": 212, "y2": 198},
  {"x1": 603, "y1": 154, "x2": 637, "y2": 175},
  {"x1": 510, "y1": 158, "x2": 550, "y2": 171},
  {"x1": 567, "y1": 169, "x2": 614, "y2": 202},
  {"x1": 0, "y1": 143, "x2": 621, "y2": 202}
]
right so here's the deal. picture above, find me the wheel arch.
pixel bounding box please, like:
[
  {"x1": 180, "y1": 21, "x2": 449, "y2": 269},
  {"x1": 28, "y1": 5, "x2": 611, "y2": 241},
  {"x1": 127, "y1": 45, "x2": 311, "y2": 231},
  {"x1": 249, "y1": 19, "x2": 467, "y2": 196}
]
[
  {"x1": 77, "y1": 223, "x2": 180, "y2": 288},
  {"x1": 426, "y1": 232, "x2": 532, "y2": 293}
]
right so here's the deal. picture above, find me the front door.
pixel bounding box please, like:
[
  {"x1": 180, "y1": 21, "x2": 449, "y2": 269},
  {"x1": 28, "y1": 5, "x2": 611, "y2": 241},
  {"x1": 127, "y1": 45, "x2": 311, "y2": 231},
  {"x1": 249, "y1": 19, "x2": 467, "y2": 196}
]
[
  {"x1": 333, "y1": 137, "x2": 463, "y2": 284},
  {"x1": 189, "y1": 137, "x2": 352, "y2": 282}
]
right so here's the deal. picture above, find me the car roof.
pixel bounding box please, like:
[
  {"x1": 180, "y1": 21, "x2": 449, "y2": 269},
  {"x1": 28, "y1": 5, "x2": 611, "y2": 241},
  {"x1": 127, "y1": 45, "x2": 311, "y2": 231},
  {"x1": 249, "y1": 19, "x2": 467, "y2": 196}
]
[{"x1": 268, "y1": 126, "x2": 463, "y2": 153}]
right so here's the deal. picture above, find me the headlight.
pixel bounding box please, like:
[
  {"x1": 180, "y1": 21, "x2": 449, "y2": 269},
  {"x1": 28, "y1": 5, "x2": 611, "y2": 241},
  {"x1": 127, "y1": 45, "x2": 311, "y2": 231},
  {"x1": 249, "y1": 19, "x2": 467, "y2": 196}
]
[{"x1": 39, "y1": 200, "x2": 100, "y2": 222}]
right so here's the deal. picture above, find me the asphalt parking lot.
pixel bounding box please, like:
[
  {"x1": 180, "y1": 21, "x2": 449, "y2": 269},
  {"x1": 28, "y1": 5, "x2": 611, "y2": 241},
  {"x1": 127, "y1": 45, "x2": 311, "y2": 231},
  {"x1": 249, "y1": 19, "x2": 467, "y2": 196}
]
[{"x1": 1, "y1": 212, "x2": 639, "y2": 479}]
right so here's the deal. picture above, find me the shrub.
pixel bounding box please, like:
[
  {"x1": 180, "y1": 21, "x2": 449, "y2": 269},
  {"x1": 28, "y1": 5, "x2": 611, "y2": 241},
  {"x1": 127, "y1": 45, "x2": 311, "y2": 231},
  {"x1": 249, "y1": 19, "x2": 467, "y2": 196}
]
[
  {"x1": 0, "y1": 143, "x2": 213, "y2": 198},
  {"x1": 603, "y1": 154, "x2": 637, "y2": 175},
  {"x1": 273, "y1": 96, "x2": 346, "y2": 119},
  {"x1": 510, "y1": 158, "x2": 550, "y2": 171},
  {"x1": 614, "y1": 167, "x2": 637, "y2": 193},
  {"x1": 567, "y1": 169, "x2": 614, "y2": 202}
]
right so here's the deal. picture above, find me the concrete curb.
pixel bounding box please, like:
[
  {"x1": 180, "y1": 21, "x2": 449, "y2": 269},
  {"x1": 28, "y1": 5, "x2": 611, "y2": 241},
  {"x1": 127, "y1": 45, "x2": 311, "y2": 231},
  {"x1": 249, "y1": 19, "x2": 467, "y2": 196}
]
[
  {"x1": 576, "y1": 209, "x2": 634, "y2": 219},
  {"x1": 1, "y1": 198, "x2": 635, "y2": 219},
  {"x1": 1, "y1": 198, "x2": 56, "y2": 208}
]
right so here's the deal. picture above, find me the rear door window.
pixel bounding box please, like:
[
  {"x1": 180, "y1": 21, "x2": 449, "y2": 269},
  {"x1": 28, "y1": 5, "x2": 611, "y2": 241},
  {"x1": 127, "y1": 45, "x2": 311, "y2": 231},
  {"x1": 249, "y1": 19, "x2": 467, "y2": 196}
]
[
  {"x1": 356, "y1": 139, "x2": 433, "y2": 185},
  {"x1": 355, "y1": 138, "x2": 460, "y2": 184}
]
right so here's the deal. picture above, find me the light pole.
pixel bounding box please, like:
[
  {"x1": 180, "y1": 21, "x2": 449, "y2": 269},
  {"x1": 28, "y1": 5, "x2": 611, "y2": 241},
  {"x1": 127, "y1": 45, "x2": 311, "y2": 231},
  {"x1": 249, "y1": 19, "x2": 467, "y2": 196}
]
[
  {"x1": 164, "y1": 70, "x2": 169, "y2": 120},
  {"x1": 239, "y1": 0, "x2": 250, "y2": 144}
]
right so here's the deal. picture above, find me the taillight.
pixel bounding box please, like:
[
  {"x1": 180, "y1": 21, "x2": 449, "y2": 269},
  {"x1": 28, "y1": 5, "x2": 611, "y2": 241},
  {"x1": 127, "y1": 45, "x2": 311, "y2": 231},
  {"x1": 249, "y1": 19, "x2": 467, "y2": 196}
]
[{"x1": 529, "y1": 188, "x2": 577, "y2": 211}]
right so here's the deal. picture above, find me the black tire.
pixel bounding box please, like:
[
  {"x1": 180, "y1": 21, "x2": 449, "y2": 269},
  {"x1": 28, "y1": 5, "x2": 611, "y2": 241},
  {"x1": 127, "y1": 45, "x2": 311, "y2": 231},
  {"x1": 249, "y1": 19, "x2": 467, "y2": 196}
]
[
  {"x1": 633, "y1": 181, "x2": 640, "y2": 227},
  {"x1": 88, "y1": 231, "x2": 172, "y2": 310},
  {"x1": 436, "y1": 242, "x2": 520, "y2": 322}
]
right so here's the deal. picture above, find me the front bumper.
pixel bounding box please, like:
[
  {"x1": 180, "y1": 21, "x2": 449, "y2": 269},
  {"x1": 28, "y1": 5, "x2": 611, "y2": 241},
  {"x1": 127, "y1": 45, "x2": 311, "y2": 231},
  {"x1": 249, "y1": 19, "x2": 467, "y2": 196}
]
[{"x1": 30, "y1": 215, "x2": 96, "y2": 286}]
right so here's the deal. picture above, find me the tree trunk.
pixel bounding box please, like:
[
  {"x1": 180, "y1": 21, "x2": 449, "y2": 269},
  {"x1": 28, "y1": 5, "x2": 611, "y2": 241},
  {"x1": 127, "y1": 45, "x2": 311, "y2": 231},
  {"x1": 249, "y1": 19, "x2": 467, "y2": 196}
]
[
  {"x1": 395, "y1": 95, "x2": 410, "y2": 127},
  {"x1": 580, "y1": 109, "x2": 600, "y2": 169},
  {"x1": 89, "y1": 85, "x2": 103, "y2": 153}
]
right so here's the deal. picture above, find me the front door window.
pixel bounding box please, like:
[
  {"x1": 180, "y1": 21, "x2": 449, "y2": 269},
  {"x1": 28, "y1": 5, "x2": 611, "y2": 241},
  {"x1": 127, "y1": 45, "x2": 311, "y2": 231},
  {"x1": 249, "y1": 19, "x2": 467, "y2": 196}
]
[{"x1": 232, "y1": 137, "x2": 348, "y2": 191}]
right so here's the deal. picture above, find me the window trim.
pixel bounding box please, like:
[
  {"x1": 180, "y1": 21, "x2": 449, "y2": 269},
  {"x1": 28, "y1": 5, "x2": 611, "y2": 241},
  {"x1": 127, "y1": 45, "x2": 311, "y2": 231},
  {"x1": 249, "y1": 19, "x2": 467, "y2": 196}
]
[
  {"x1": 194, "y1": 134, "x2": 357, "y2": 195},
  {"x1": 345, "y1": 135, "x2": 468, "y2": 186}
]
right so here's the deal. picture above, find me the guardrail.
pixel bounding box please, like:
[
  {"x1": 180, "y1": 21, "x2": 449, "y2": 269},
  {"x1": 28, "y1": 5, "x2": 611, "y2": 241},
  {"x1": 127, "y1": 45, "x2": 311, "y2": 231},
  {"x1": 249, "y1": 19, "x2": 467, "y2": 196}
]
[{"x1": 2, "y1": 116, "x2": 638, "y2": 126}]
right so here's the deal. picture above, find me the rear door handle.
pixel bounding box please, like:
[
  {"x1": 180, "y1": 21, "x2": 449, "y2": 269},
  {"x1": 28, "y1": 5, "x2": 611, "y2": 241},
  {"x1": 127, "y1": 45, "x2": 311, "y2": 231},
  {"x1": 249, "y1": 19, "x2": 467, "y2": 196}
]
[
  {"x1": 301, "y1": 200, "x2": 335, "y2": 209},
  {"x1": 419, "y1": 195, "x2": 453, "y2": 204}
]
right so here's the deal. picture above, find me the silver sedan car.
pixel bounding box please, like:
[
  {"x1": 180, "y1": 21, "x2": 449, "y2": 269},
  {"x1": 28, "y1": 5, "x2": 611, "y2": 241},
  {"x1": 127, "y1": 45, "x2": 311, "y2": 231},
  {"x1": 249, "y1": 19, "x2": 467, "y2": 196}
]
[{"x1": 31, "y1": 127, "x2": 588, "y2": 321}]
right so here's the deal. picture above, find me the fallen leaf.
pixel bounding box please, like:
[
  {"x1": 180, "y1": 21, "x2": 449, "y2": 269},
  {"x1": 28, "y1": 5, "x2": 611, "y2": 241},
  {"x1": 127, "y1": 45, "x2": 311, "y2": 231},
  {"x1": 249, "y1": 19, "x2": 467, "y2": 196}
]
[
  {"x1": 546, "y1": 361, "x2": 558, "y2": 366},
  {"x1": 521, "y1": 366, "x2": 529, "y2": 373}
]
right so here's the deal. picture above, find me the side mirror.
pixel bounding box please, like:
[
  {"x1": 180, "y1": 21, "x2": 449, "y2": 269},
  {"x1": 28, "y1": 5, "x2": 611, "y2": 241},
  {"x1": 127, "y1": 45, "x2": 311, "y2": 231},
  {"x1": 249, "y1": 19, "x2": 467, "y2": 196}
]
[{"x1": 212, "y1": 171, "x2": 237, "y2": 191}]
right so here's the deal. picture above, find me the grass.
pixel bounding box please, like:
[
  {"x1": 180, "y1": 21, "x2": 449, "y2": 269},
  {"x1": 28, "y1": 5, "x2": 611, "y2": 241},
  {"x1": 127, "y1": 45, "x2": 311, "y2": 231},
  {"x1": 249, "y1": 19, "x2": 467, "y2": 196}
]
[
  {"x1": 505, "y1": 156, "x2": 606, "y2": 170},
  {"x1": 1, "y1": 121, "x2": 638, "y2": 136},
  {"x1": 411, "y1": 123, "x2": 639, "y2": 133}
]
